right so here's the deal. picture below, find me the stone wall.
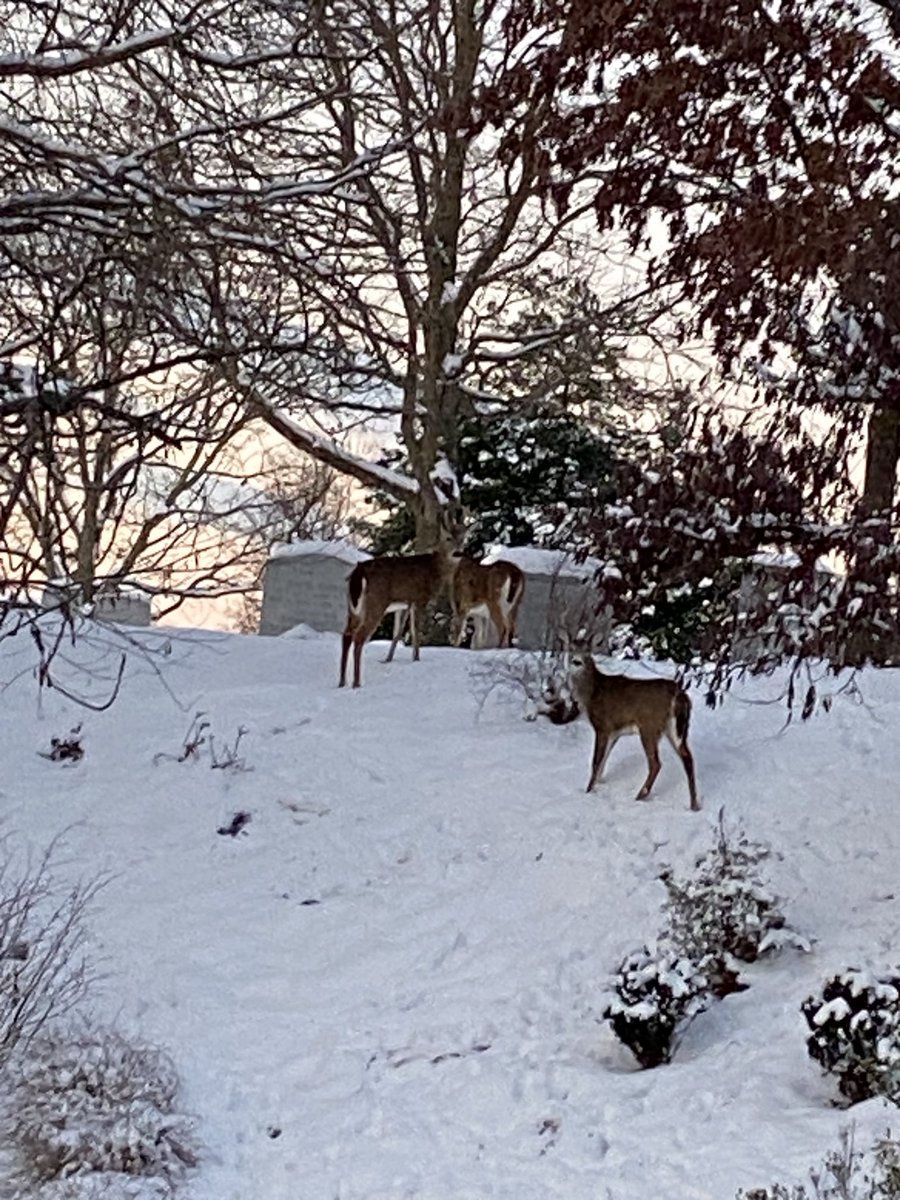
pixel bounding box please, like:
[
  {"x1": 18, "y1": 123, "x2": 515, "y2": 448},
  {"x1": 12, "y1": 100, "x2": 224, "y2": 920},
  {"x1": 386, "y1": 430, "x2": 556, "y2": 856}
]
[
  {"x1": 41, "y1": 585, "x2": 152, "y2": 627},
  {"x1": 481, "y1": 546, "x2": 607, "y2": 651},
  {"x1": 259, "y1": 540, "x2": 369, "y2": 637}
]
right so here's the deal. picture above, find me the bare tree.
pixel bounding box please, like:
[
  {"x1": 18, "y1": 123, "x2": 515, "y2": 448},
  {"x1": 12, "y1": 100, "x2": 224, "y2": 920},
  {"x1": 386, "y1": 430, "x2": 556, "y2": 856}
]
[
  {"x1": 0, "y1": 0, "x2": 395, "y2": 660},
  {"x1": 230, "y1": 0, "x2": 669, "y2": 548}
]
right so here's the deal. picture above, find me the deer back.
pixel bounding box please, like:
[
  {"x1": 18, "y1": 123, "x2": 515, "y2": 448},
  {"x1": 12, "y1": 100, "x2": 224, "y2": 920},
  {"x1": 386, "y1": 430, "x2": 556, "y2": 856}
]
[
  {"x1": 452, "y1": 557, "x2": 524, "y2": 613},
  {"x1": 349, "y1": 551, "x2": 449, "y2": 611},
  {"x1": 571, "y1": 652, "x2": 683, "y2": 735}
]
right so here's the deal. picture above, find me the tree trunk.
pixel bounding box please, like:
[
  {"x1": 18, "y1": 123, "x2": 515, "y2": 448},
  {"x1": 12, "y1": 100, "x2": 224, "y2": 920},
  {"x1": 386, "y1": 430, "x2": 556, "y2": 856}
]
[{"x1": 862, "y1": 402, "x2": 900, "y2": 514}]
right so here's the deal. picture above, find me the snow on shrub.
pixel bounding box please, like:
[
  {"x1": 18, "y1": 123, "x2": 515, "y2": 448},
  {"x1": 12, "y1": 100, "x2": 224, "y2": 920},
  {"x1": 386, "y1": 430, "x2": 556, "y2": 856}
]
[
  {"x1": 802, "y1": 970, "x2": 900, "y2": 1106},
  {"x1": 4, "y1": 1023, "x2": 197, "y2": 1190},
  {"x1": 604, "y1": 942, "x2": 711, "y2": 1068},
  {"x1": 661, "y1": 810, "x2": 809, "y2": 995}
]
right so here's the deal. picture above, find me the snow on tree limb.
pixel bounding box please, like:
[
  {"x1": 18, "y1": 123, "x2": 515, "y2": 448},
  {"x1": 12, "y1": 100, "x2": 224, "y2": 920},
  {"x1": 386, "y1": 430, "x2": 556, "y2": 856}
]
[
  {"x1": 0, "y1": 26, "x2": 181, "y2": 79},
  {"x1": 250, "y1": 395, "x2": 419, "y2": 501}
]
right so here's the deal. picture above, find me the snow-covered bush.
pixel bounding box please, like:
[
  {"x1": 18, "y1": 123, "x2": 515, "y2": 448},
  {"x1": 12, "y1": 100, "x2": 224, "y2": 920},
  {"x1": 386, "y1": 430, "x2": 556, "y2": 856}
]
[
  {"x1": 4, "y1": 1023, "x2": 197, "y2": 1190},
  {"x1": 0, "y1": 838, "x2": 102, "y2": 1063},
  {"x1": 604, "y1": 943, "x2": 711, "y2": 1068},
  {"x1": 661, "y1": 812, "x2": 809, "y2": 995},
  {"x1": 802, "y1": 970, "x2": 900, "y2": 1106},
  {"x1": 18, "y1": 1173, "x2": 174, "y2": 1200},
  {"x1": 739, "y1": 1128, "x2": 900, "y2": 1199}
]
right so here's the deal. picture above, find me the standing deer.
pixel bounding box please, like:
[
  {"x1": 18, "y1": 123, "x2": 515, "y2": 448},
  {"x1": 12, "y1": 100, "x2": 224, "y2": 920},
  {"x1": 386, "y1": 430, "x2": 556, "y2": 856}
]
[
  {"x1": 568, "y1": 644, "x2": 700, "y2": 811},
  {"x1": 451, "y1": 557, "x2": 525, "y2": 649},
  {"x1": 338, "y1": 550, "x2": 455, "y2": 688}
]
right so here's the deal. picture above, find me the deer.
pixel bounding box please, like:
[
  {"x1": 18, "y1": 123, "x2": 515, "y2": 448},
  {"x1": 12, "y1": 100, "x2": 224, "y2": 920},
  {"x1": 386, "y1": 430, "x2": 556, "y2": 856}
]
[
  {"x1": 450, "y1": 556, "x2": 525, "y2": 649},
  {"x1": 568, "y1": 642, "x2": 700, "y2": 811},
  {"x1": 338, "y1": 548, "x2": 457, "y2": 688}
]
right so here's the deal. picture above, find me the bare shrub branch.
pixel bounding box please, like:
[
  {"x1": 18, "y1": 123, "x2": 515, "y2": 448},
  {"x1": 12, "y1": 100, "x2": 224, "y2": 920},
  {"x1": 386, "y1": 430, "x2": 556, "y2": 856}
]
[{"x1": 0, "y1": 835, "x2": 105, "y2": 1063}]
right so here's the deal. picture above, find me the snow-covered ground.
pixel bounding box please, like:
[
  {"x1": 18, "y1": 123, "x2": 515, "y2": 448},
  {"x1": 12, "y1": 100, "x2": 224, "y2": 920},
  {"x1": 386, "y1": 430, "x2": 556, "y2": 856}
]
[{"x1": 1, "y1": 622, "x2": 898, "y2": 1199}]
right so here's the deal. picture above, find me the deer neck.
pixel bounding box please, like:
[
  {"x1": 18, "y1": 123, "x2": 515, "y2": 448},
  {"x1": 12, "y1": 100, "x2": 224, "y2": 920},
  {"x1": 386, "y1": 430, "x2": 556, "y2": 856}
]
[{"x1": 570, "y1": 659, "x2": 599, "y2": 709}]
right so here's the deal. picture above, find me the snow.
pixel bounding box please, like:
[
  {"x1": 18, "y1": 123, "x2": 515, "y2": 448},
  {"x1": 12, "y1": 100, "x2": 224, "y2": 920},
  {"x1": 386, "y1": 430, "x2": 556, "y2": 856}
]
[
  {"x1": 1, "y1": 621, "x2": 899, "y2": 1198},
  {"x1": 441, "y1": 352, "x2": 464, "y2": 377},
  {"x1": 268, "y1": 537, "x2": 370, "y2": 565},
  {"x1": 750, "y1": 550, "x2": 837, "y2": 573},
  {"x1": 482, "y1": 544, "x2": 603, "y2": 578},
  {"x1": 429, "y1": 457, "x2": 460, "y2": 503},
  {"x1": 0, "y1": 27, "x2": 177, "y2": 79}
]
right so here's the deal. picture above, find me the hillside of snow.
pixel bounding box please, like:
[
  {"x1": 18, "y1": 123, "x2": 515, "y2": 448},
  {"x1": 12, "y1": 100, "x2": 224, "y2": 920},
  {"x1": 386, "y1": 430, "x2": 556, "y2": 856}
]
[{"x1": 0, "y1": 622, "x2": 898, "y2": 1199}]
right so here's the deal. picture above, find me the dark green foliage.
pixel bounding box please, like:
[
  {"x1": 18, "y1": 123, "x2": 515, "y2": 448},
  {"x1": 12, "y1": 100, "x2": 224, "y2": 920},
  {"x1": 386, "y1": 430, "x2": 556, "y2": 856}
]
[
  {"x1": 362, "y1": 408, "x2": 624, "y2": 556},
  {"x1": 631, "y1": 563, "x2": 745, "y2": 664},
  {"x1": 454, "y1": 409, "x2": 620, "y2": 554}
]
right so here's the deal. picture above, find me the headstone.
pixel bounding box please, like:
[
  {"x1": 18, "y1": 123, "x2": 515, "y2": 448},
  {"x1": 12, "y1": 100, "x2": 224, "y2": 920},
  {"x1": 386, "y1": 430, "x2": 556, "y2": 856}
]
[
  {"x1": 40, "y1": 583, "x2": 152, "y2": 627},
  {"x1": 480, "y1": 546, "x2": 607, "y2": 651},
  {"x1": 259, "y1": 539, "x2": 370, "y2": 637}
]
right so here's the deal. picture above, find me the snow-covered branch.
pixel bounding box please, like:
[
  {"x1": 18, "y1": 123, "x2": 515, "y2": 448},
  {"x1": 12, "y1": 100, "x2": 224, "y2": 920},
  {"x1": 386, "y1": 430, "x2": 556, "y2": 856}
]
[
  {"x1": 0, "y1": 26, "x2": 181, "y2": 79},
  {"x1": 249, "y1": 394, "x2": 419, "y2": 501}
]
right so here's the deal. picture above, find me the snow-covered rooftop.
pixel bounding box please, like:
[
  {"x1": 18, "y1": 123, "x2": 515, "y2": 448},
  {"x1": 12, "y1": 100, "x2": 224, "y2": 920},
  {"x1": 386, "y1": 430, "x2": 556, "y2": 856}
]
[
  {"x1": 268, "y1": 537, "x2": 371, "y2": 565},
  {"x1": 482, "y1": 544, "x2": 602, "y2": 579}
]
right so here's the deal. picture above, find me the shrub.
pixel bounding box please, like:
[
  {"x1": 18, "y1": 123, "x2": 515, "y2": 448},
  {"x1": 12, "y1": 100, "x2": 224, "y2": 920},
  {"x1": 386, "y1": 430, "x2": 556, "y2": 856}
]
[
  {"x1": 604, "y1": 942, "x2": 711, "y2": 1068},
  {"x1": 468, "y1": 647, "x2": 574, "y2": 721},
  {"x1": 20, "y1": 1174, "x2": 174, "y2": 1199},
  {"x1": 738, "y1": 1128, "x2": 900, "y2": 1199},
  {"x1": 661, "y1": 811, "x2": 809, "y2": 995},
  {"x1": 0, "y1": 837, "x2": 103, "y2": 1063},
  {"x1": 802, "y1": 970, "x2": 900, "y2": 1106},
  {"x1": 4, "y1": 1023, "x2": 197, "y2": 1189}
]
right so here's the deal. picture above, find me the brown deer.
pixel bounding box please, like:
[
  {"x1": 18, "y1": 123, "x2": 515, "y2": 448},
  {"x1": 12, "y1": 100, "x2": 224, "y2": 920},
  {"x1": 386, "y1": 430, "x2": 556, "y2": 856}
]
[
  {"x1": 568, "y1": 644, "x2": 699, "y2": 811},
  {"x1": 338, "y1": 550, "x2": 456, "y2": 688},
  {"x1": 451, "y1": 557, "x2": 525, "y2": 649}
]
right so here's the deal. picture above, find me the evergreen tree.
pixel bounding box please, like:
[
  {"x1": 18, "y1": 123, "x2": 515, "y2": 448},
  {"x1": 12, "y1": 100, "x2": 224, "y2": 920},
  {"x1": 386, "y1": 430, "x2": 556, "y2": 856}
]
[{"x1": 361, "y1": 406, "x2": 631, "y2": 555}]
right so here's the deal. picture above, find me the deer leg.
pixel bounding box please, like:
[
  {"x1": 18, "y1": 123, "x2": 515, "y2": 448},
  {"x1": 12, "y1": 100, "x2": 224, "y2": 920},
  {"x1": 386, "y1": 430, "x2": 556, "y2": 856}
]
[
  {"x1": 452, "y1": 606, "x2": 466, "y2": 647},
  {"x1": 470, "y1": 613, "x2": 487, "y2": 649},
  {"x1": 636, "y1": 731, "x2": 662, "y2": 801},
  {"x1": 486, "y1": 599, "x2": 508, "y2": 648},
  {"x1": 409, "y1": 604, "x2": 421, "y2": 661},
  {"x1": 352, "y1": 634, "x2": 365, "y2": 689},
  {"x1": 339, "y1": 630, "x2": 353, "y2": 687},
  {"x1": 384, "y1": 608, "x2": 408, "y2": 663},
  {"x1": 680, "y1": 742, "x2": 700, "y2": 812},
  {"x1": 666, "y1": 726, "x2": 700, "y2": 811},
  {"x1": 586, "y1": 731, "x2": 610, "y2": 793},
  {"x1": 351, "y1": 613, "x2": 385, "y2": 688}
]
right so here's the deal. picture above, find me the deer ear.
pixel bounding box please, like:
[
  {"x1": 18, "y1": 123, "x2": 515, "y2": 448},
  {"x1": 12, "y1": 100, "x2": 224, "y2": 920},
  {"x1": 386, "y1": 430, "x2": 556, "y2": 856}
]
[{"x1": 569, "y1": 629, "x2": 592, "y2": 655}]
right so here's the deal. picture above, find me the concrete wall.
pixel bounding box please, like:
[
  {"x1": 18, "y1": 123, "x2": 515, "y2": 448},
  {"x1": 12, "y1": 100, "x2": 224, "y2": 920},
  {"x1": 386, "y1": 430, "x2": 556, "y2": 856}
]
[
  {"x1": 514, "y1": 571, "x2": 609, "y2": 651},
  {"x1": 41, "y1": 586, "x2": 152, "y2": 627},
  {"x1": 260, "y1": 552, "x2": 355, "y2": 636}
]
